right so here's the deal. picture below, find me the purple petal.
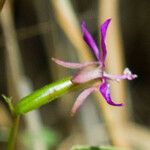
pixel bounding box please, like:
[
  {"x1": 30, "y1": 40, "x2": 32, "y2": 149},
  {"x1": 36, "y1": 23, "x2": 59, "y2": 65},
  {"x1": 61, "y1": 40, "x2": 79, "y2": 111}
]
[
  {"x1": 81, "y1": 21, "x2": 101, "y2": 61},
  {"x1": 100, "y1": 18, "x2": 111, "y2": 63},
  {"x1": 71, "y1": 87, "x2": 96, "y2": 116},
  {"x1": 52, "y1": 58, "x2": 98, "y2": 69},
  {"x1": 100, "y1": 81, "x2": 123, "y2": 106}
]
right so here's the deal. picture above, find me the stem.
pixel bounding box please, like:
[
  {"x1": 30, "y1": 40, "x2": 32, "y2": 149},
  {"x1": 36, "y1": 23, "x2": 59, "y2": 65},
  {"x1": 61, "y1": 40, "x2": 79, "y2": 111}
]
[
  {"x1": 15, "y1": 77, "x2": 74, "y2": 115},
  {"x1": 2, "y1": 95, "x2": 15, "y2": 115},
  {"x1": 6, "y1": 77, "x2": 97, "y2": 149},
  {"x1": 7, "y1": 115, "x2": 20, "y2": 150},
  {"x1": 15, "y1": 77, "x2": 98, "y2": 115}
]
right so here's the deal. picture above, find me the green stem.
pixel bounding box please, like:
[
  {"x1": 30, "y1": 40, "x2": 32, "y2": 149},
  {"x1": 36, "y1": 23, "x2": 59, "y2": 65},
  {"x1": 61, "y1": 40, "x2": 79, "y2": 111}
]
[
  {"x1": 15, "y1": 77, "x2": 75, "y2": 115},
  {"x1": 15, "y1": 77, "x2": 97, "y2": 115},
  {"x1": 2, "y1": 95, "x2": 15, "y2": 115},
  {"x1": 6, "y1": 77, "x2": 97, "y2": 149},
  {"x1": 7, "y1": 115, "x2": 20, "y2": 150}
]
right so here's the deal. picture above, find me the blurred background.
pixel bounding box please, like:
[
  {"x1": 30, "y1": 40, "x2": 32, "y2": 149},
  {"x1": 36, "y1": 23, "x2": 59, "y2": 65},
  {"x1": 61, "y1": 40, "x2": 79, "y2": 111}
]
[{"x1": 0, "y1": 0, "x2": 150, "y2": 150}]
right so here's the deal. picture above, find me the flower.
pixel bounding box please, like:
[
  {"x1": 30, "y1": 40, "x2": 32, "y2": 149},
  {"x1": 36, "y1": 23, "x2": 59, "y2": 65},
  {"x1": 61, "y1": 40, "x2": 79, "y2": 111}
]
[{"x1": 52, "y1": 18, "x2": 137, "y2": 115}]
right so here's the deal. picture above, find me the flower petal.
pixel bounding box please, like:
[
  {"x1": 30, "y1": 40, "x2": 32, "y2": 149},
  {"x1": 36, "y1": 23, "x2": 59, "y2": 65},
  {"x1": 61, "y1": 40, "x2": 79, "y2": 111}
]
[
  {"x1": 100, "y1": 81, "x2": 123, "y2": 106},
  {"x1": 100, "y1": 18, "x2": 111, "y2": 63},
  {"x1": 72, "y1": 67, "x2": 102, "y2": 83},
  {"x1": 81, "y1": 21, "x2": 101, "y2": 61},
  {"x1": 52, "y1": 58, "x2": 98, "y2": 69},
  {"x1": 71, "y1": 87, "x2": 96, "y2": 116},
  {"x1": 123, "y1": 68, "x2": 138, "y2": 80},
  {"x1": 103, "y1": 68, "x2": 137, "y2": 81}
]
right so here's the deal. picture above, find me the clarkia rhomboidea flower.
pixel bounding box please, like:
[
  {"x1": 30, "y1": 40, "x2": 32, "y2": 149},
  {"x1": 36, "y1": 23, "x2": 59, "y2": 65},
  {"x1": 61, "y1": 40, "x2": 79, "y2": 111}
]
[{"x1": 52, "y1": 18, "x2": 137, "y2": 115}]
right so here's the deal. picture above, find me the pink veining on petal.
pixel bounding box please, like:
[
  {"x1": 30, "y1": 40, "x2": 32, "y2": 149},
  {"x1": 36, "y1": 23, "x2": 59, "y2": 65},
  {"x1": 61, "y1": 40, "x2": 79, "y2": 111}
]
[
  {"x1": 100, "y1": 81, "x2": 123, "y2": 106},
  {"x1": 52, "y1": 58, "x2": 99, "y2": 69},
  {"x1": 81, "y1": 21, "x2": 101, "y2": 61},
  {"x1": 72, "y1": 67, "x2": 102, "y2": 84},
  {"x1": 71, "y1": 87, "x2": 97, "y2": 116},
  {"x1": 100, "y1": 18, "x2": 111, "y2": 63}
]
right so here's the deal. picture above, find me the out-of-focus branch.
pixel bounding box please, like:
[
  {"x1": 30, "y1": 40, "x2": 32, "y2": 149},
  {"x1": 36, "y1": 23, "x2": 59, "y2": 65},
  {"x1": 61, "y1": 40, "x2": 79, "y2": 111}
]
[
  {"x1": 99, "y1": 1, "x2": 150, "y2": 149},
  {"x1": 0, "y1": 0, "x2": 5, "y2": 11},
  {"x1": 0, "y1": 1, "x2": 47, "y2": 149},
  {"x1": 98, "y1": 0, "x2": 131, "y2": 148},
  {"x1": 51, "y1": 0, "x2": 93, "y2": 62},
  {"x1": 0, "y1": 0, "x2": 11, "y2": 141},
  {"x1": 1, "y1": 0, "x2": 24, "y2": 101},
  {"x1": 126, "y1": 123, "x2": 150, "y2": 149},
  {"x1": 0, "y1": 103, "x2": 11, "y2": 131}
]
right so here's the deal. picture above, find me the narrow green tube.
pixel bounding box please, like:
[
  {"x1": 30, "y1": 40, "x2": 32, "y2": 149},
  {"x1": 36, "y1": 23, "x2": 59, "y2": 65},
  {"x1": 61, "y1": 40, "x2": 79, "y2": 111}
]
[{"x1": 15, "y1": 77, "x2": 75, "y2": 115}]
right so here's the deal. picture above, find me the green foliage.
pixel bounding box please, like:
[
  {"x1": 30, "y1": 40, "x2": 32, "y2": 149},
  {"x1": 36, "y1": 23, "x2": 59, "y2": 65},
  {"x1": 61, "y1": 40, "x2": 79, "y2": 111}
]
[
  {"x1": 1, "y1": 95, "x2": 15, "y2": 115},
  {"x1": 71, "y1": 145, "x2": 122, "y2": 150}
]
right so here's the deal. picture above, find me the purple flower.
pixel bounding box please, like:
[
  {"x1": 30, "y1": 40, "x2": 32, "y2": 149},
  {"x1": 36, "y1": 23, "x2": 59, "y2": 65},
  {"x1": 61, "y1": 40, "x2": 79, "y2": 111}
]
[{"x1": 52, "y1": 19, "x2": 137, "y2": 115}]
